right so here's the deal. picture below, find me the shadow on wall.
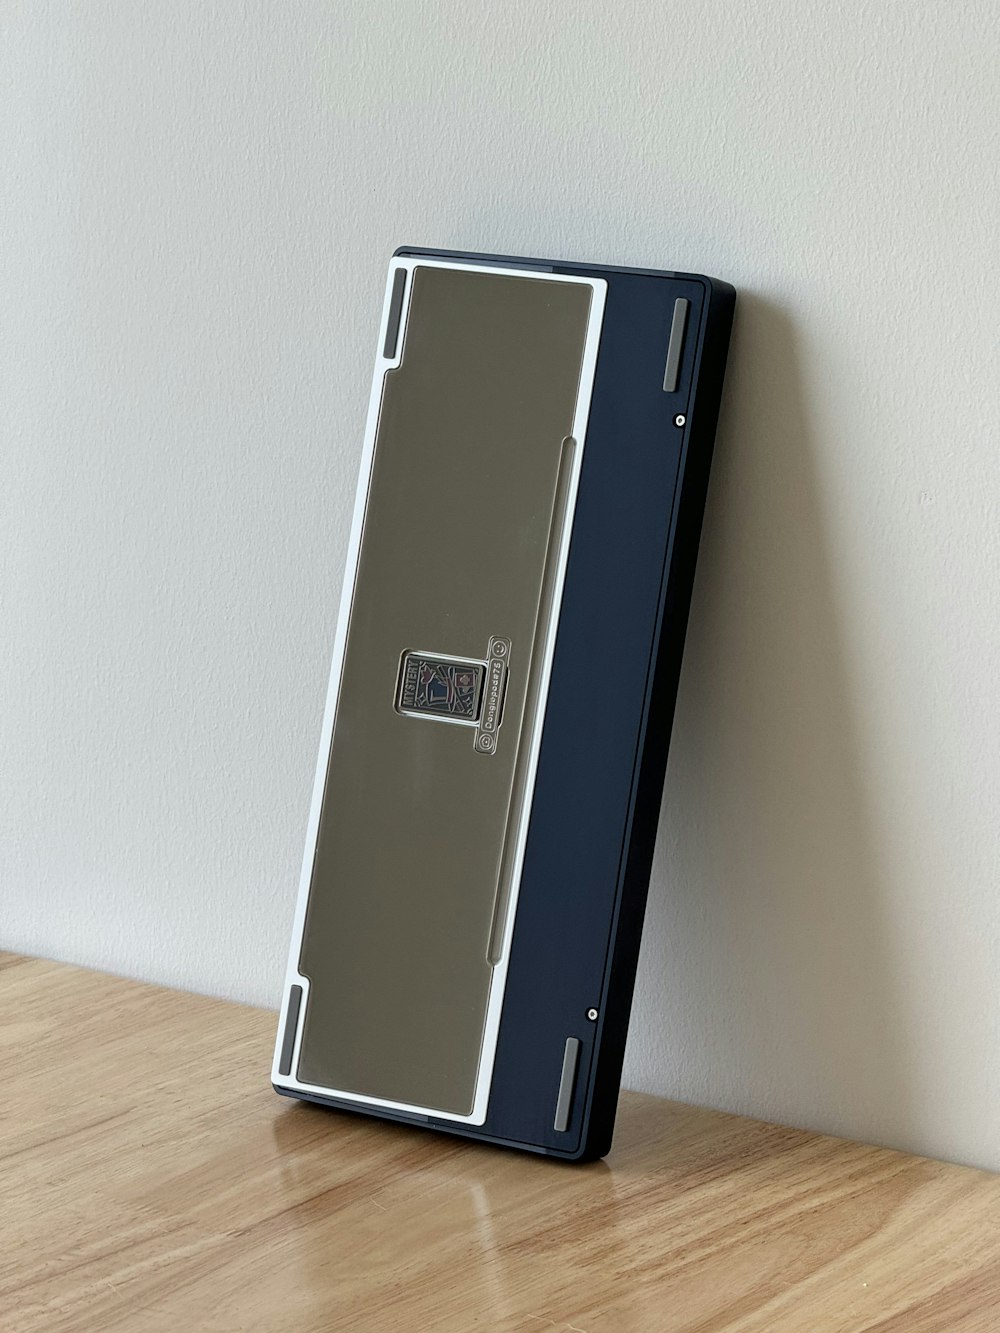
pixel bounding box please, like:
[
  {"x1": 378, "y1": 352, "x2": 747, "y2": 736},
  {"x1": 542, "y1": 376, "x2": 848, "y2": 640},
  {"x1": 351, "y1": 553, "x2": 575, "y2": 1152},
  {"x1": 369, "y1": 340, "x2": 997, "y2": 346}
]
[{"x1": 627, "y1": 293, "x2": 915, "y2": 1151}]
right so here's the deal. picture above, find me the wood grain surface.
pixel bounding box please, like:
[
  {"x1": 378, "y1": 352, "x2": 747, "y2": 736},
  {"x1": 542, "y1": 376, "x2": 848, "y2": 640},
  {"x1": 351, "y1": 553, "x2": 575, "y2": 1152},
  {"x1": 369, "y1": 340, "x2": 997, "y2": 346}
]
[{"x1": 3, "y1": 952, "x2": 1000, "y2": 1331}]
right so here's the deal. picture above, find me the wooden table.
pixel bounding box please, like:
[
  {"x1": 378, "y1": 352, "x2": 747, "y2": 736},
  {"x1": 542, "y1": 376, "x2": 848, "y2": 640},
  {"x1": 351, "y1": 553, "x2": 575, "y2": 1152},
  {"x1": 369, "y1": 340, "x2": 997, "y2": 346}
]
[{"x1": 3, "y1": 954, "x2": 1000, "y2": 1331}]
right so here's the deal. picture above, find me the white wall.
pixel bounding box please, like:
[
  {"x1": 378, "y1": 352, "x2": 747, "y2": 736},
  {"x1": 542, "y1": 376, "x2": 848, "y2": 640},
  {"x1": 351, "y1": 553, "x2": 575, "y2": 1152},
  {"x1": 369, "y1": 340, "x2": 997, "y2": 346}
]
[{"x1": 3, "y1": 1, "x2": 999, "y2": 1169}]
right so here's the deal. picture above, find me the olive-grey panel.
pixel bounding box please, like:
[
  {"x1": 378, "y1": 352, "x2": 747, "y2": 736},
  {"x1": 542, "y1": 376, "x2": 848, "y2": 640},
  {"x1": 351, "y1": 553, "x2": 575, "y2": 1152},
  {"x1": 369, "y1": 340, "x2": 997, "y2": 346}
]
[{"x1": 297, "y1": 265, "x2": 593, "y2": 1113}]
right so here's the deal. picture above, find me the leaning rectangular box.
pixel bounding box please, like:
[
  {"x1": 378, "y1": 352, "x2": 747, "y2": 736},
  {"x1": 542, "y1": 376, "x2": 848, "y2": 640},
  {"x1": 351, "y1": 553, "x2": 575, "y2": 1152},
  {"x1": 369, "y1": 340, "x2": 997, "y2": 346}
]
[{"x1": 272, "y1": 248, "x2": 735, "y2": 1160}]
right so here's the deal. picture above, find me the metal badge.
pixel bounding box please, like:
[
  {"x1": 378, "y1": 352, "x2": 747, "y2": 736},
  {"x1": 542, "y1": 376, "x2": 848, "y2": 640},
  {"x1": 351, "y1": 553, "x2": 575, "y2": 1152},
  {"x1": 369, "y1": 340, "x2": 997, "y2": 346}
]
[
  {"x1": 395, "y1": 638, "x2": 510, "y2": 753},
  {"x1": 396, "y1": 653, "x2": 484, "y2": 721}
]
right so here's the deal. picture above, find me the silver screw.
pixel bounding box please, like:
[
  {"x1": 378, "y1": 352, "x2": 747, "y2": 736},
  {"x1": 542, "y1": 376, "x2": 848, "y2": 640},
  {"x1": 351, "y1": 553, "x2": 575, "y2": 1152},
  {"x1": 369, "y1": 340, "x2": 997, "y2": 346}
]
[
  {"x1": 586, "y1": 1007, "x2": 598, "y2": 1021},
  {"x1": 674, "y1": 414, "x2": 686, "y2": 428}
]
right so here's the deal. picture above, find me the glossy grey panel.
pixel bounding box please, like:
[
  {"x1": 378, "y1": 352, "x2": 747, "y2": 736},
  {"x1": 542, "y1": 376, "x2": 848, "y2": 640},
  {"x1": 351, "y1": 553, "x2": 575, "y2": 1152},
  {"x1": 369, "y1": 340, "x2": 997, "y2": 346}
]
[{"x1": 297, "y1": 265, "x2": 594, "y2": 1114}]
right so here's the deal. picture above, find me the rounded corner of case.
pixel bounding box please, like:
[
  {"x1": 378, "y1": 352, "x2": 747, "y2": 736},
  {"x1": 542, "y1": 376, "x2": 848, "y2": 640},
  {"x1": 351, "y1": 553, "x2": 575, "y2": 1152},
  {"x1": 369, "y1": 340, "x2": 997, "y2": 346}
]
[{"x1": 547, "y1": 1134, "x2": 608, "y2": 1165}]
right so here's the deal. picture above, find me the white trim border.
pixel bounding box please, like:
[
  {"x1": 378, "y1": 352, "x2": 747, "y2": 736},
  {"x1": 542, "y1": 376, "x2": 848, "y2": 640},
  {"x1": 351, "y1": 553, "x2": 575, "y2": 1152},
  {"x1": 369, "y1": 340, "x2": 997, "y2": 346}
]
[{"x1": 272, "y1": 258, "x2": 606, "y2": 1124}]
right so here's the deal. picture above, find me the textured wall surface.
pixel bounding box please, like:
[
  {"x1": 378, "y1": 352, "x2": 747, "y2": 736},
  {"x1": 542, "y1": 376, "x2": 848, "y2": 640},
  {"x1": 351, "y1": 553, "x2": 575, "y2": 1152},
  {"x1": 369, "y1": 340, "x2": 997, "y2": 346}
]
[{"x1": 3, "y1": 2, "x2": 999, "y2": 1168}]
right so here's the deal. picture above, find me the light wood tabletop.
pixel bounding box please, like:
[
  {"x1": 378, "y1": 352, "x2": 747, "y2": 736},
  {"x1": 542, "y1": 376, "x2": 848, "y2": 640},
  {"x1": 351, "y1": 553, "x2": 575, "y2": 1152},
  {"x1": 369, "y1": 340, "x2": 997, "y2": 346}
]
[{"x1": 3, "y1": 953, "x2": 1000, "y2": 1332}]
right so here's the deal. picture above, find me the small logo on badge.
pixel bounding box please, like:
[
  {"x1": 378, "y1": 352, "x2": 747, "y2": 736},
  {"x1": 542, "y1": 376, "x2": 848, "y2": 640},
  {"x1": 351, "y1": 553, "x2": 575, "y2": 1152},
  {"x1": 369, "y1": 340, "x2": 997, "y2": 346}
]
[{"x1": 394, "y1": 638, "x2": 510, "y2": 753}]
